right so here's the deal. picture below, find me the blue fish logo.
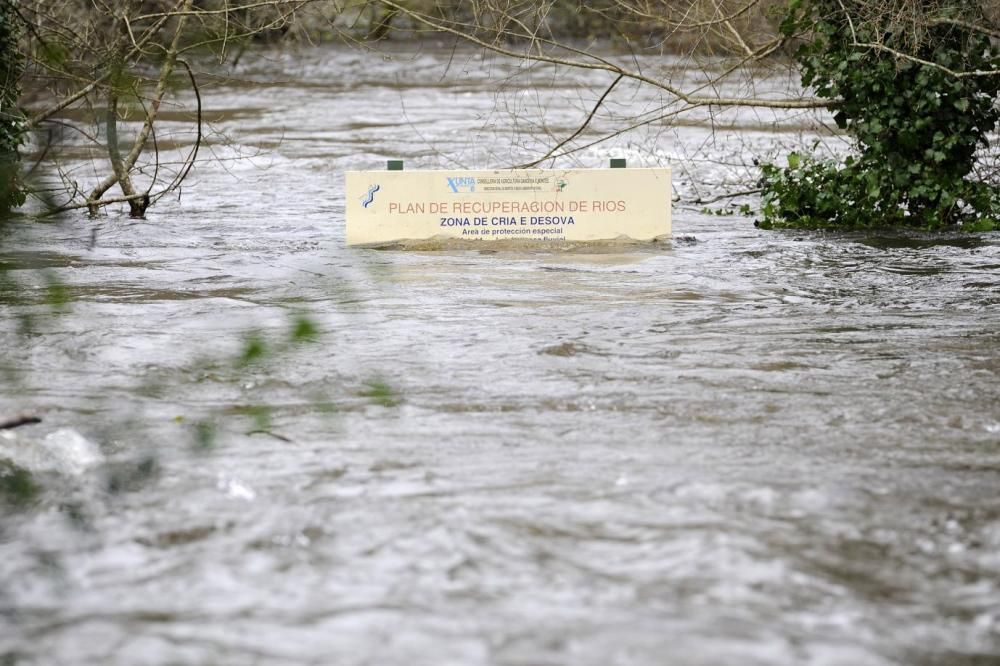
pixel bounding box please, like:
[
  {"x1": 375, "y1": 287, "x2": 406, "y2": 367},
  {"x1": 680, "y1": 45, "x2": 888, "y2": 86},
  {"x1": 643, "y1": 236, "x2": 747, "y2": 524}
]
[{"x1": 362, "y1": 184, "x2": 380, "y2": 208}]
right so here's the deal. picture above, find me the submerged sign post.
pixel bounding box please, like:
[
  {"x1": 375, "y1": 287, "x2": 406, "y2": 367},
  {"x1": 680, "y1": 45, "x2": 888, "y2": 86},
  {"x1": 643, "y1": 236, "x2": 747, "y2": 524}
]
[{"x1": 344, "y1": 167, "x2": 671, "y2": 246}]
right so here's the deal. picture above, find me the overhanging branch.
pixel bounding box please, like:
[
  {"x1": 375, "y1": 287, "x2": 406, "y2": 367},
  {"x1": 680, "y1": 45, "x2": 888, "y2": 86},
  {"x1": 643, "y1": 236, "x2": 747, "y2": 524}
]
[{"x1": 374, "y1": 0, "x2": 828, "y2": 110}]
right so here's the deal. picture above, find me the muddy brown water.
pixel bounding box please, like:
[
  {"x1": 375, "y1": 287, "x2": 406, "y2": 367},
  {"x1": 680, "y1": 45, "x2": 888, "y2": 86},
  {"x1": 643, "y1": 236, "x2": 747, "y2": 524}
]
[{"x1": 1, "y1": 45, "x2": 999, "y2": 665}]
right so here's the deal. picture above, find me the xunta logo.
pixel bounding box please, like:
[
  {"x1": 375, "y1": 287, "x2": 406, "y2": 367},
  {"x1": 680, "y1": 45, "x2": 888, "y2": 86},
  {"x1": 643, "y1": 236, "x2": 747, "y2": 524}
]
[{"x1": 446, "y1": 177, "x2": 476, "y2": 193}]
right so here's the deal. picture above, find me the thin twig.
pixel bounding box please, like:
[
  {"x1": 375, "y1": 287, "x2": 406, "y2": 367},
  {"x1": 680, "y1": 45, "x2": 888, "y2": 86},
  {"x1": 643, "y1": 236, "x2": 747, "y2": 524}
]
[
  {"x1": 518, "y1": 73, "x2": 625, "y2": 168},
  {"x1": 0, "y1": 415, "x2": 42, "y2": 430},
  {"x1": 23, "y1": 2, "x2": 184, "y2": 131},
  {"x1": 691, "y1": 187, "x2": 763, "y2": 204},
  {"x1": 155, "y1": 58, "x2": 203, "y2": 204},
  {"x1": 375, "y1": 0, "x2": 828, "y2": 110}
]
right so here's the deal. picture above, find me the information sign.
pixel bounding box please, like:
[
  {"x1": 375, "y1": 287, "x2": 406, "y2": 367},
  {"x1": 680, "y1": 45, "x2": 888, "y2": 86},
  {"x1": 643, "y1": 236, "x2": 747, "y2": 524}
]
[{"x1": 344, "y1": 168, "x2": 671, "y2": 245}]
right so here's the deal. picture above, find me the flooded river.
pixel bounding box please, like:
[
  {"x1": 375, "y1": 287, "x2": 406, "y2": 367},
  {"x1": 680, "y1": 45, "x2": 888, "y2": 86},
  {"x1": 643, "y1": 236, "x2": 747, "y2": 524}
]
[{"x1": 2, "y1": 46, "x2": 1000, "y2": 665}]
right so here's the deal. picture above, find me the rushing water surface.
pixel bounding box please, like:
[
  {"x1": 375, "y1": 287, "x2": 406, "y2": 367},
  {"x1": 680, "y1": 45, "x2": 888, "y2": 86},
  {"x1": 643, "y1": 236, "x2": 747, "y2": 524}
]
[{"x1": 2, "y1": 45, "x2": 1000, "y2": 666}]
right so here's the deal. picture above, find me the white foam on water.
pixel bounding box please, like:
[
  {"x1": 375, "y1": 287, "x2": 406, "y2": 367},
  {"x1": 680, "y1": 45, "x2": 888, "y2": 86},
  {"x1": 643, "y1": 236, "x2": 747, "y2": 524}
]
[{"x1": 0, "y1": 428, "x2": 103, "y2": 475}]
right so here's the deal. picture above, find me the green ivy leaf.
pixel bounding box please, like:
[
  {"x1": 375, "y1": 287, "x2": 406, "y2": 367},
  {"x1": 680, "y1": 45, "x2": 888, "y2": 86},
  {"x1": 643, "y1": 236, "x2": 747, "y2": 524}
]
[{"x1": 290, "y1": 315, "x2": 319, "y2": 343}]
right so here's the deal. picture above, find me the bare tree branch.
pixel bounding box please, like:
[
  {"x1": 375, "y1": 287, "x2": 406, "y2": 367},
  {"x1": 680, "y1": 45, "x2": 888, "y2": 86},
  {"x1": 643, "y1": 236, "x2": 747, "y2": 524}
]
[
  {"x1": 23, "y1": 3, "x2": 184, "y2": 131},
  {"x1": 374, "y1": 0, "x2": 826, "y2": 109},
  {"x1": 517, "y1": 72, "x2": 625, "y2": 168},
  {"x1": 925, "y1": 16, "x2": 1000, "y2": 40},
  {"x1": 86, "y1": 0, "x2": 194, "y2": 217}
]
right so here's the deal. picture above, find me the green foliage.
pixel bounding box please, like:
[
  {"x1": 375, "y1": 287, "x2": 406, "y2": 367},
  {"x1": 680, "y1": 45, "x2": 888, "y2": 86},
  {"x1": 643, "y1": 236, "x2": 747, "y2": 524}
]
[
  {"x1": 238, "y1": 332, "x2": 268, "y2": 367},
  {"x1": 290, "y1": 314, "x2": 319, "y2": 343},
  {"x1": 230, "y1": 404, "x2": 272, "y2": 431},
  {"x1": 760, "y1": 0, "x2": 1000, "y2": 231},
  {"x1": 189, "y1": 312, "x2": 325, "y2": 445},
  {"x1": 0, "y1": 459, "x2": 39, "y2": 507},
  {"x1": 701, "y1": 204, "x2": 754, "y2": 216},
  {"x1": 0, "y1": 0, "x2": 25, "y2": 215},
  {"x1": 237, "y1": 314, "x2": 319, "y2": 367},
  {"x1": 360, "y1": 379, "x2": 400, "y2": 408},
  {"x1": 43, "y1": 272, "x2": 71, "y2": 313}
]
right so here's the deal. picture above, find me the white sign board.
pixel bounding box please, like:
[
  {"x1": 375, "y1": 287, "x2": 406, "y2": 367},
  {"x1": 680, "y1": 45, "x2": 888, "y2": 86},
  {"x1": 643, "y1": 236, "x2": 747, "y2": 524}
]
[{"x1": 344, "y1": 168, "x2": 671, "y2": 246}]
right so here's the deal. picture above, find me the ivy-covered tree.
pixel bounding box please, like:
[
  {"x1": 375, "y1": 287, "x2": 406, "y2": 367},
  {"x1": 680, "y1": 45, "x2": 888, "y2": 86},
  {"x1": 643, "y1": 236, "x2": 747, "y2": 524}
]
[
  {"x1": 0, "y1": 0, "x2": 24, "y2": 217},
  {"x1": 760, "y1": 0, "x2": 1000, "y2": 231}
]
